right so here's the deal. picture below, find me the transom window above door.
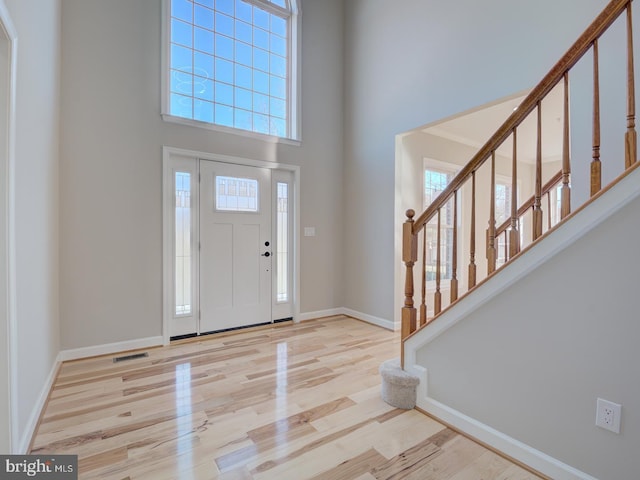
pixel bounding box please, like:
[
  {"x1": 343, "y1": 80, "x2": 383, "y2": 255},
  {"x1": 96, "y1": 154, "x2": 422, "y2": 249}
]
[{"x1": 164, "y1": 0, "x2": 300, "y2": 140}]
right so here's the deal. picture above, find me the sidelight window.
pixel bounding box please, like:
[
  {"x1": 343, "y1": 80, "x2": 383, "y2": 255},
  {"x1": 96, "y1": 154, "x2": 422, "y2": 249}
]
[
  {"x1": 276, "y1": 181, "x2": 288, "y2": 302},
  {"x1": 175, "y1": 172, "x2": 192, "y2": 316}
]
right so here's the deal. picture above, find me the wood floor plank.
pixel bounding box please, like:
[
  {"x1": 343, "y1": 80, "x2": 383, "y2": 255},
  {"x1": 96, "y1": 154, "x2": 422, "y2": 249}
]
[
  {"x1": 448, "y1": 450, "x2": 513, "y2": 480},
  {"x1": 29, "y1": 316, "x2": 544, "y2": 480},
  {"x1": 370, "y1": 409, "x2": 449, "y2": 459},
  {"x1": 245, "y1": 358, "x2": 320, "y2": 380},
  {"x1": 496, "y1": 464, "x2": 546, "y2": 480},
  {"x1": 388, "y1": 434, "x2": 489, "y2": 479},
  {"x1": 353, "y1": 474, "x2": 377, "y2": 480},
  {"x1": 250, "y1": 420, "x2": 383, "y2": 480},
  {"x1": 77, "y1": 446, "x2": 128, "y2": 474},
  {"x1": 250, "y1": 414, "x2": 381, "y2": 474},
  {"x1": 310, "y1": 396, "x2": 396, "y2": 434},
  {"x1": 247, "y1": 396, "x2": 355, "y2": 446},
  {"x1": 371, "y1": 441, "x2": 442, "y2": 479},
  {"x1": 308, "y1": 448, "x2": 388, "y2": 480},
  {"x1": 213, "y1": 399, "x2": 359, "y2": 471}
]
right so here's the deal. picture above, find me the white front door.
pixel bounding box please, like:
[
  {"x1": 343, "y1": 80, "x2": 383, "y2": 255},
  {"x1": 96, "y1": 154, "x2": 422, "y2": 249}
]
[
  {"x1": 164, "y1": 150, "x2": 296, "y2": 341},
  {"x1": 199, "y1": 160, "x2": 272, "y2": 332}
]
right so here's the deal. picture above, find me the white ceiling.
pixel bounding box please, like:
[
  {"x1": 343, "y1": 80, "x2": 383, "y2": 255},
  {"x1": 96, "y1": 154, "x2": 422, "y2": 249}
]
[{"x1": 423, "y1": 83, "x2": 565, "y2": 164}]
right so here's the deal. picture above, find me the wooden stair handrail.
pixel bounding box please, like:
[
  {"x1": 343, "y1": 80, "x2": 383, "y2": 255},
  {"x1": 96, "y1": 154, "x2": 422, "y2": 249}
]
[
  {"x1": 495, "y1": 170, "x2": 563, "y2": 237},
  {"x1": 412, "y1": 0, "x2": 632, "y2": 234},
  {"x1": 402, "y1": 0, "x2": 637, "y2": 353}
]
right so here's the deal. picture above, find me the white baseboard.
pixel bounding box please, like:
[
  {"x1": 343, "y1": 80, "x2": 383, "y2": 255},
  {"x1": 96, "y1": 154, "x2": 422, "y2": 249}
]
[
  {"x1": 59, "y1": 336, "x2": 164, "y2": 362},
  {"x1": 16, "y1": 336, "x2": 162, "y2": 453},
  {"x1": 409, "y1": 368, "x2": 597, "y2": 480},
  {"x1": 297, "y1": 308, "x2": 397, "y2": 331},
  {"x1": 17, "y1": 354, "x2": 61, "y2": 454},
  {"x1": 296, "y1": 308, "x2": 344, "y2": 323},
  {"x1": 341, "y1": 308, "x2": 397, "y2": 331}
]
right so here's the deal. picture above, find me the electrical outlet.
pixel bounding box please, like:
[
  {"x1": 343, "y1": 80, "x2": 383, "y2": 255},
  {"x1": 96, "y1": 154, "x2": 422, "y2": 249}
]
[{"x1": 596, "y1": 398, "x2": 622, "y2": 433}]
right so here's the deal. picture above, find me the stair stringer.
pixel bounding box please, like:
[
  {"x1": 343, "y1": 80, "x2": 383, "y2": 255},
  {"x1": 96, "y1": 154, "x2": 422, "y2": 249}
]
[{"x1": 404, "y1": 164, "x2": 640, "y2": 480}]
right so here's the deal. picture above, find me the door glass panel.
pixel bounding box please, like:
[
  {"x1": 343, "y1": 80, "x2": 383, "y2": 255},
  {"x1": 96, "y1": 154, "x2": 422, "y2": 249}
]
[
  {"x1": 215, "y1": 175, "x2": 259, "y2": 212},
  {"x1": 276, "y1": 181, "x2": 288, "y2": 302},
  {"x1": 175, "y1": 171, "x2": 192, "y2": 316}
]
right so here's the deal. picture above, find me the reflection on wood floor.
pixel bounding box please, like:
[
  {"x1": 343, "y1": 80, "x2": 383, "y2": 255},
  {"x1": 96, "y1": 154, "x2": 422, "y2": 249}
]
[{"x1": 30, "y1": 316, "x2": 544, "y2": 479}]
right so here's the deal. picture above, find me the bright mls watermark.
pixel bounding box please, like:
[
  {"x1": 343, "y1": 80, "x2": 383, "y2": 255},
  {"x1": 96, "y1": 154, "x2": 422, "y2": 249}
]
[{"x1": 1, "y1": 455, "x2": 77, "y2": 479}]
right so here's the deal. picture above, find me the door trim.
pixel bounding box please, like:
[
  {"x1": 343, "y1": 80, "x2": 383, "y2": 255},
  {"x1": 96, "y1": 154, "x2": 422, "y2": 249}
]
[
  {"x1": 162, "y1": 146, "x2": 300, "y2": 345},
  {"x1": 0, "y1": 0, "x2": 18, "y2": 453}
]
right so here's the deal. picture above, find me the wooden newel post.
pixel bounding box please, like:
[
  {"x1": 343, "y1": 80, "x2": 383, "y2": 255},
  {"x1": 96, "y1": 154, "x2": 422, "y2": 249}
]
[{"x1": 402, "y1": 209, "x2": 418, "y2": 345}]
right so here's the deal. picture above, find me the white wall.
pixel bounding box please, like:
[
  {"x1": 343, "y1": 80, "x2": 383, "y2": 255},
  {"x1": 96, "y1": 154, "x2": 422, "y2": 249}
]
[
  {"x1": 59, "y1": 0, "x2": 345, "y2": 349},
  {"x1": 4, "y1": 0, "x2": 60, "y2": 451},
  {"x1": 413, "y1": 172, "x2": 640, "y2": 479},
  {"x1": 344, "y1": 0, "x2": 609, "y2": 324}
]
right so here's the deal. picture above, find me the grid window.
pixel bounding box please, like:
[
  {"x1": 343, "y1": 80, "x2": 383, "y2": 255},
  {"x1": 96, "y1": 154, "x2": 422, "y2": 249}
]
[
  {"x1": 168, "y1": 0, "x2": 295, "y2": 138},
  {"x1": 424, "y1": 169, "x2": 455, "y2": 282}
]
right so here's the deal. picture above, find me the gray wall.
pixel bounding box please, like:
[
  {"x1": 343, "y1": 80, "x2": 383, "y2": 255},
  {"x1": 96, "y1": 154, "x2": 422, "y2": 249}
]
[
  {"x1": 59, "y1": 0, "x2": 345, "y2": 349},
  {"x1": 416, "y1": 186, "x2": 640, "y2": 480},
  {"x1": 4, "y1": 0, "x2": 61, "y2": 450},
  {"x1": 343, "y1": 0, "x2": 609, "y2": 323}
]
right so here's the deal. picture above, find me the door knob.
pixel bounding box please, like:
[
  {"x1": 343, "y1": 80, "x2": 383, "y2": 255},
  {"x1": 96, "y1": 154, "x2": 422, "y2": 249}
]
[{"x1": 261, "y1": 251, "x2": 271, "y2": 257}]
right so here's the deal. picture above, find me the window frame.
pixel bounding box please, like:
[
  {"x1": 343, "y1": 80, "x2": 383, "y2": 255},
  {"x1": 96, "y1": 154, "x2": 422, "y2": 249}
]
[{"x1": 161, "y1": 0, "x2": 301, "y2": 145}]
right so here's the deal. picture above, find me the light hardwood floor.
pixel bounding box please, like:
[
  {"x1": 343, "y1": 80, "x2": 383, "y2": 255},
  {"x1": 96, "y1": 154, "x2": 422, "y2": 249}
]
[{"x1": 30, "y1": 316, "x2": 544, "y2": 479}]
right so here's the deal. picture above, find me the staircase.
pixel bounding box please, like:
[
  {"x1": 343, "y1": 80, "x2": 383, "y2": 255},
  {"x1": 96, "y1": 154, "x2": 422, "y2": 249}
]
[{"x1": 399, "y1": 1, "x2": 640, "y2": 478}]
